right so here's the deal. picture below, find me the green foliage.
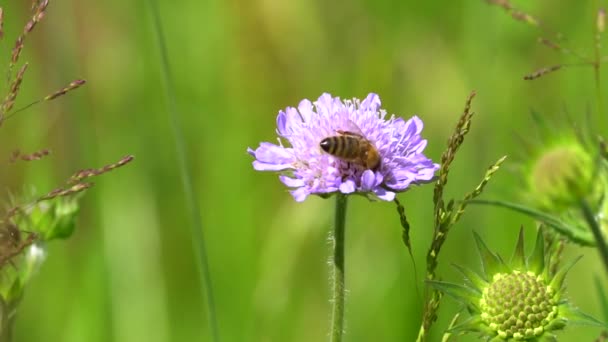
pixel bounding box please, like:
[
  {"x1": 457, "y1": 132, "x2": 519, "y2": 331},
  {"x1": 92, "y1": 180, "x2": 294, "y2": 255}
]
[
  {"x1": 20, "y1": 197, "x2": 80, "y2": 240},
  {"x1": 595, "y1": 277, "x2": 608, "y2": 325},
  {"x1": 469, "y1": 199, "x2": 597, "y2": 246}
]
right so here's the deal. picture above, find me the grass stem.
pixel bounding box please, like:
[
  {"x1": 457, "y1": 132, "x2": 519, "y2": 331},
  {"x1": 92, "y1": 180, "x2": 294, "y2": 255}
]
[{"x1": 147, "y1": 1, "x2": 219, "y2": 341}]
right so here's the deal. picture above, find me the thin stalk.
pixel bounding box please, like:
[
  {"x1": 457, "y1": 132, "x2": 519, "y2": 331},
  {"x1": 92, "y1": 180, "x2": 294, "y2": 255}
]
[
  {"x1": 580, "y1": 200, "x2": 608, "y2": 276},
  {"x1": 594, "y1": 0, "x2": 604, "y2": 117},
  {"x1": 594, "y1": 63, "x2": 603, "y2": 118},
  {"x1": 330, "y1": 194, "x2": 348, "y2": 342},
  {"x1": 0, "y1": 310, "x2": 13, "y2": 342},
  {"x1": 147, "y1": 1, "x2": 219, "y2": 341}
]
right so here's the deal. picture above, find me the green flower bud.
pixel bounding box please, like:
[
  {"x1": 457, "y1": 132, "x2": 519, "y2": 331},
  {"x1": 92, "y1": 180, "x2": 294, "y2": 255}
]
[
  {"x1": 528, "y1": 144, "x2": 603, "y2": 213},
  {"x1": 21, "y1": 196, "x2": 81, "y2": 240},
  {"x1": 480, "y1": 270, "x2": 556, "y2": 339},
  {"x1": 429, "y1": 227, "x2": 602, "y2": 340}
]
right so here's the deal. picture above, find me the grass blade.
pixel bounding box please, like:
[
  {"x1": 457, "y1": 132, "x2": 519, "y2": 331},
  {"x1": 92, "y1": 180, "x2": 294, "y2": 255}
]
[{"x1": 146, "y1": 1, "x2": 219, "y2": 341}]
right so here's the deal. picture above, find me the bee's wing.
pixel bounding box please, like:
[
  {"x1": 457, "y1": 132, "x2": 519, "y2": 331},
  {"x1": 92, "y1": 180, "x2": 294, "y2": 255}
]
[{"x1": 338, "y1": 119, "x2": 366, "y2": 138}]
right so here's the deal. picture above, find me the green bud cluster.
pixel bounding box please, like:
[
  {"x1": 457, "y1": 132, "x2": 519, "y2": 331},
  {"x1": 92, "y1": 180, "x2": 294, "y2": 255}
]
[
  {"x1": 429, "y1": 228, "x2": 600, "y2": 341},
  {"x1": 480, "y1": 271, "x2": 557, "y2": 340},
  {"x1": 529, "y1": 145, "x2": 600, "y2": 213}
]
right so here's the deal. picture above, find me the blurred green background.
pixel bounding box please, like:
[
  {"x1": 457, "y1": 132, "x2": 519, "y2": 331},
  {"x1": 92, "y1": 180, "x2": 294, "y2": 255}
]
[{"x1": 0, "y1": 0, "x2": 606, "y2": 341}]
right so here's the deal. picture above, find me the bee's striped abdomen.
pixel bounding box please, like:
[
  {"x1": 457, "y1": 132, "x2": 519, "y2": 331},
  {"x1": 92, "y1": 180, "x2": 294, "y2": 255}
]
[
  {"x1": 332, "y1": 137, "x2": 343, "y2": 155},
  {"x1": 320, "y1": 136, "x2": 359, "y2": 160},
  {"x1": 343, "y1": 136, "x2": 359, "y2": 158},
  {"x1": 320, "y1": 129, "x2": 380, "y2": 170}
]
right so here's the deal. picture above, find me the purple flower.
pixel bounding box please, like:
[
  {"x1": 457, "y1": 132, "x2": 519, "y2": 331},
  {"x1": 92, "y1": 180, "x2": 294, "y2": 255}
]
[{"x1": 248, "y1": 93, "x2": 439, "y2": 202}]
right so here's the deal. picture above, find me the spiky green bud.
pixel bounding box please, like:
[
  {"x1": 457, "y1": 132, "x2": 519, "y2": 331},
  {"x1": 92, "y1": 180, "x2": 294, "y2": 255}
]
[
  {"x1": 429, "y1": 227, "x2": 602, "y2": 341},
  {"x1": 528, "y1": 144, "x2": 603, "y2": 213}
]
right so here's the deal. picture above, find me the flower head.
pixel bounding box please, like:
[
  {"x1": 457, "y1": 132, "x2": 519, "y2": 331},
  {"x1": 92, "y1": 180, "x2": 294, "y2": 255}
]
[
  {"x1": 511, "y1": 118, "x2": 608, "y2": 245},
  {"x1": 430, "y1": 228, "x2": 601, "y2": 341},
  {"x1": 525, "y1": 139, "x2": 606, "y2": 214},
  {"x1": 248, "y1": 93, "x2": 439, "y2": 202}
]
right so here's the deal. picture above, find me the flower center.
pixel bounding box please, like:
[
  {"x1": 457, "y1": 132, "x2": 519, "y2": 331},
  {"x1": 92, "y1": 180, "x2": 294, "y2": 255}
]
[{"x1": 480, "y1": 271, "x2": 557, "y2": 340}]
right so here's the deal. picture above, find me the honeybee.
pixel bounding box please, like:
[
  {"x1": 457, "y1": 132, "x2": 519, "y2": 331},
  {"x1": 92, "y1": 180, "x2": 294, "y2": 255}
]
[{"x1": 320, "y1": 122, "x2": 381, "y2": 170}]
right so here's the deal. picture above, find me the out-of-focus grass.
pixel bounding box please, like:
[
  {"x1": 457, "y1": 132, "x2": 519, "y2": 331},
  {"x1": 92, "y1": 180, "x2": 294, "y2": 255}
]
[{"x1": 0, "y1": 1, "x2": 603, "y2": 341}]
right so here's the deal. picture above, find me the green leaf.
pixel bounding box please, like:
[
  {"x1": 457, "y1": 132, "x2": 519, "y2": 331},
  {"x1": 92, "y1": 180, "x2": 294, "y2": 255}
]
[
  {"x1": 595, "y1": 276, "x2": 608, "y2": 323},
  {"x1": 510, "y1": 226, "x2": 526, "y2": 270},
  {"x1": 49, "y1": 199, "x2": 80, "y2": 239},
  {"x1": 441, "y1": 313, "x2": 461, "y2": 342},
  {"x1": 451, "y1": 263, "x2": 487, "y2": 291},
  {"x1": 473, "y1": 231, "x2": 508, "y2": 277},
  {"x1": 426, "y1": 280, "x2": 480, "y2": 310},
  {"x1": 3, "y1": 277, "x2": 22, "y2": 304},
  {"x1": 559, "y1": 304, "x2": 605, "y2": 327},
  {"x1": 446, "y1": 315, "x2": 489, "y2": 335},
  {"x1": 550, "y1": 255, "x2": 582, "y2": 294},
  {"x1": 466, "y1": 199, "x2": 595, "y2": 246},
  {"x1": 538, "y1": 334, "x2": 558, "y2": 342},
  {"x1": 25, "y1": 197, "x2": 81, "y2": 240},
  {"x1": 528, "y1": 227, "x2": 545, "y2": 275}
]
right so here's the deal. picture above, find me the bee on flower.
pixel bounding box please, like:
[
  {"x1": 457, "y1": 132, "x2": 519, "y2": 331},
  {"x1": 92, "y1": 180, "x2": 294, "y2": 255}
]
[{"x1": 248, "y1": 93, "x2": 439, "y2": 202}]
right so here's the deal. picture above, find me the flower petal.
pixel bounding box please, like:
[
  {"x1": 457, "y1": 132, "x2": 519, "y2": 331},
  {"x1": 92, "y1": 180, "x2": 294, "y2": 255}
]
[
  {"x1": 361, "y1": 93, "x2": 381, "y2": 112},
  {"x1": 360, "y1": 170, "x2": 376, "y2": 191},
  {"x1": 374, "y1": 187, "x2": 395, "y2": 201},
  {"x1": 279, "y1": 175, "x2": 305, "y2": 188},
  {"x1": 290, "y1": 187, "x2": 309, "y2": 202},
  {"x1": 250, "y1": 142, "x2": 295, "y2": 171},
  {"x1": 405, "y1": 116, "x2": 424, "y2": 135},
  {"x1": 276, "y1": 111, "x2": 288, "y2": 135},
  {"x1": 252, "y1": 161, "x2": 291, "y2": 171},
  {"x1": 339, "y1": 179, "x2": 356, "y2": 193},
  {"x1": 298, "y1": 99, "x2": 314, "y2": 123}
]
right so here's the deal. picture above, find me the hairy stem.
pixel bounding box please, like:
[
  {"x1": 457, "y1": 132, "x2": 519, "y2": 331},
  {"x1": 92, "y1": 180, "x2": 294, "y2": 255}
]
[{"x1": 330, "y1": 194, "x2": 348, "y2": 342}]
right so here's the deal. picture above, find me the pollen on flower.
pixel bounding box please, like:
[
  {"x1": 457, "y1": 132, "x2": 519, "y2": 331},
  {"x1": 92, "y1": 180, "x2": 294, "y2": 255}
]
[{"x1": 248, "y1": 93, "x2": 439, "y2": 202}]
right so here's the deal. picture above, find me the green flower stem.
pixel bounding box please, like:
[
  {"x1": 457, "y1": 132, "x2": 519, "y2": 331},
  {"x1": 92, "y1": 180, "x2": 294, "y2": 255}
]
[
  {"x1": 580, "y1": 200, "x2": 608, "y2": 276},
  {"x1": 0, "y1": 318, "x2": 14, "y2": 342},
  {"x1": 0, "y1": 297, "x2": 16, "y2": 342},
  {"x1": 331, "y1": 194, "x2": 348, "y2": 342}
]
